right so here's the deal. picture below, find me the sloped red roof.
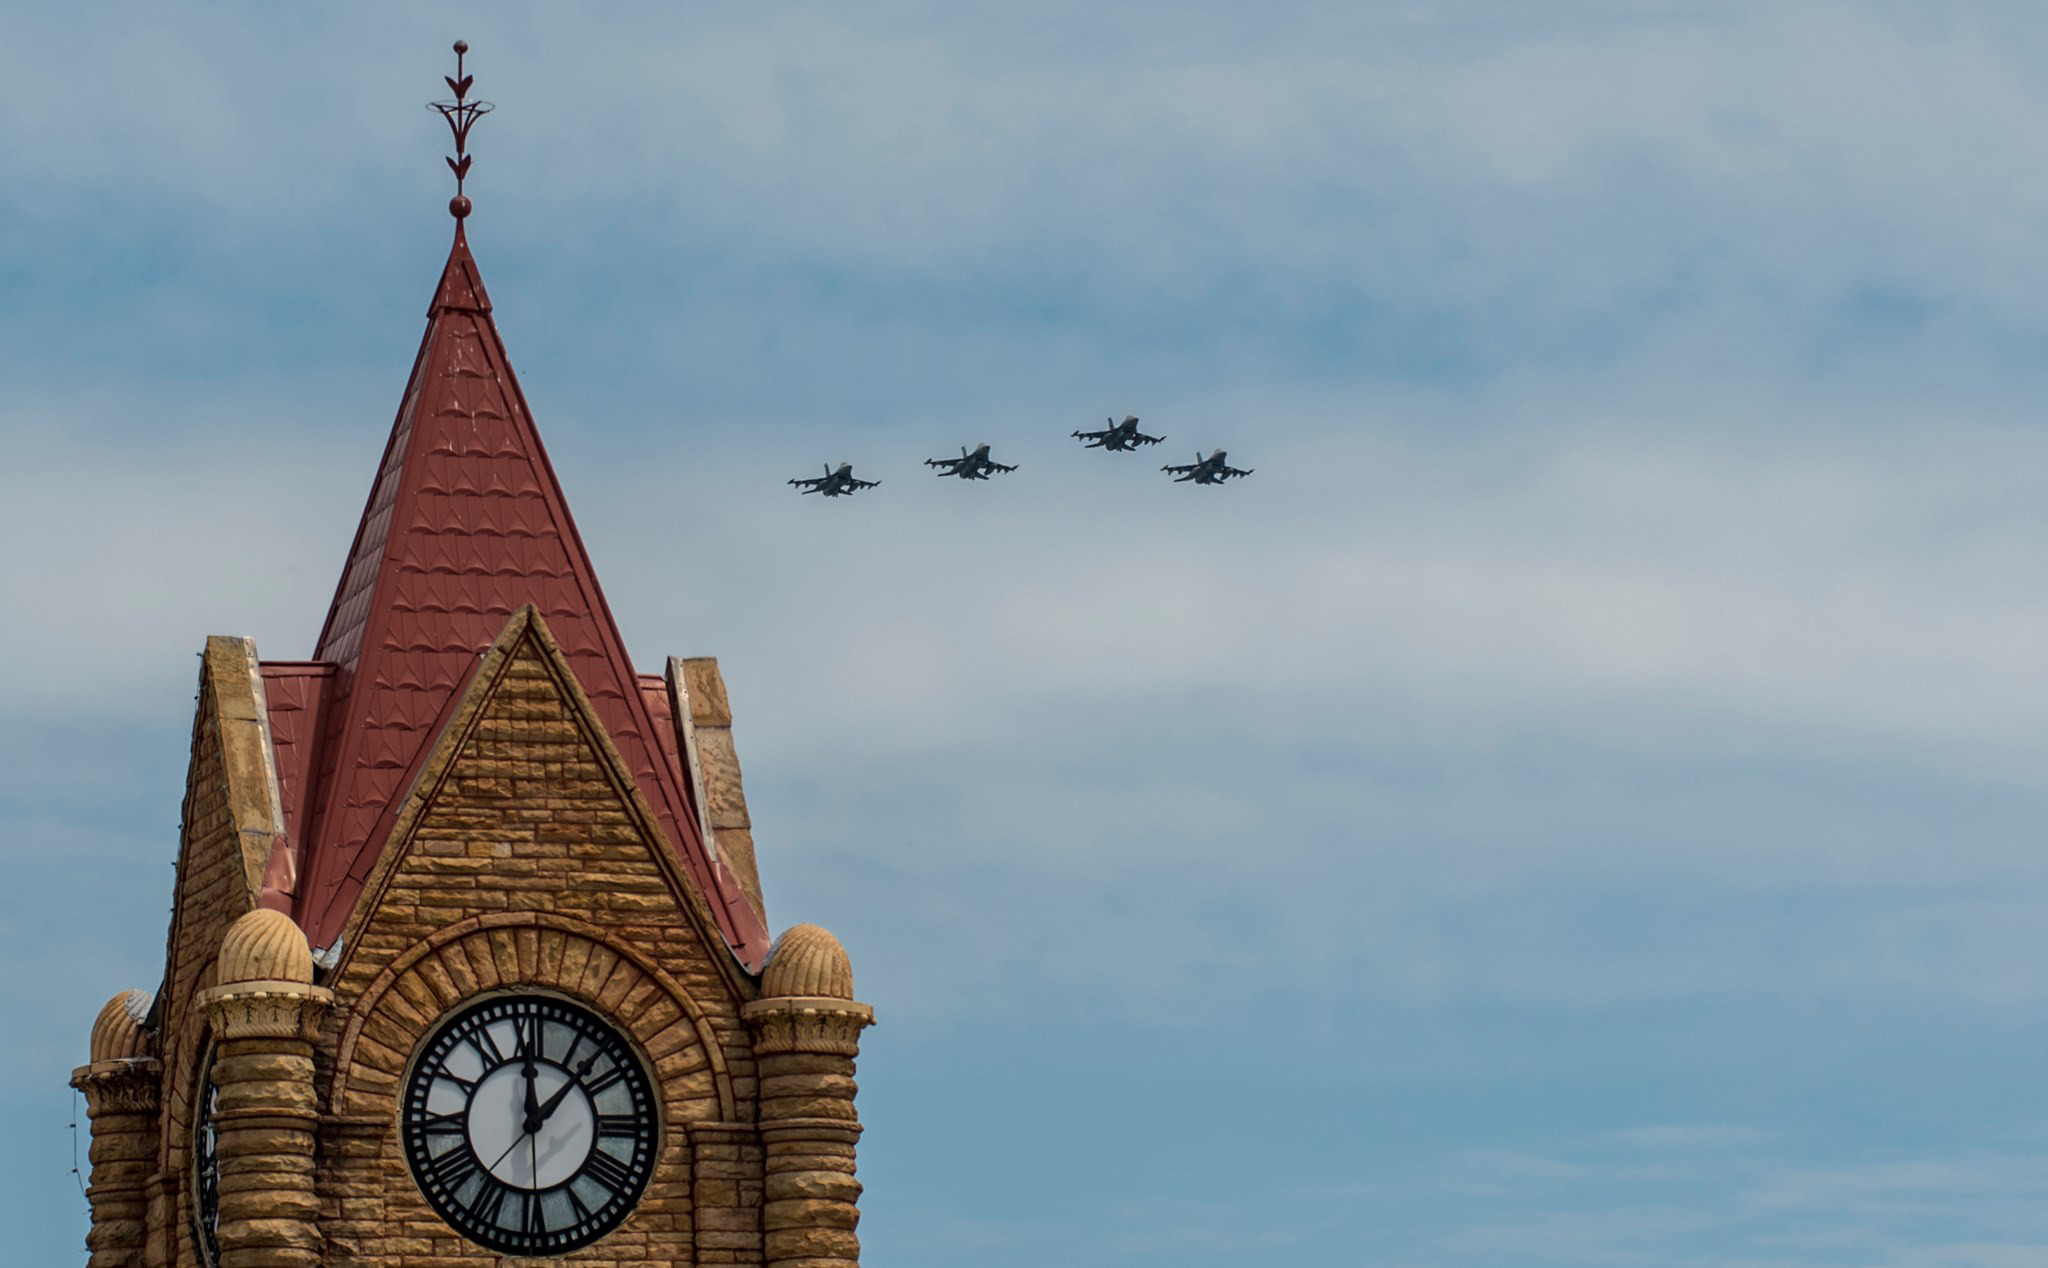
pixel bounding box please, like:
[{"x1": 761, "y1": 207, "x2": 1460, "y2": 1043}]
[
  {"x1": 259, "y1": 662, "x2": 334, "y2": 851},
  {"x1": 271, "y1": 226, "x2": 770, "y2": 968},
  {"x1": 639, "y1": 673, "x2": 687, "y2": 820}
]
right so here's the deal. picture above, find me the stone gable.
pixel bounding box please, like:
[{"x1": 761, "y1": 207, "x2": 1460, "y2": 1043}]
[
  {"x1": 309, "y1": 610, "x2": 763, "y2": 1266},
  {"x1": 155, "y1": 636, "x2": 288, "y2": 1265}
]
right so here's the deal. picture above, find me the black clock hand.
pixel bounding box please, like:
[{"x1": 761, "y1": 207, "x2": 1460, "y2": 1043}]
[
  {"x1": 529, "y1": 1051, "x2": 602, "y2": 1129},
  {"x1": 485, "y1": 1125, "x2": 532, "y2": 1177},
  {"x1": 520, "y1": 1023, "x2": 540, "y2": 1123}
]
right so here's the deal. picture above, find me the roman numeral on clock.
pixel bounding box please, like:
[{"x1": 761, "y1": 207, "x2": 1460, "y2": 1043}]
[
  {"x1": 467, "y1": 1022, "x2": 507, "y2": 1065},
  {"x1": 435, "y1": 1068, "x2": 478, "y2": 1094},
  {"x1": 462, "y1": 1175, "x2": 509, "y2": 1226},
  {"x1": 594, "y1": 1114, "x2": 640, "y2": 1138},
  {"x1": 580, "y1": 1148, "x2": 637, "y2": 1195},
  {"x1": 426, "y1": 1145, "x2": 482, "y2": 1192},
  {"x1": 581, "y1": 1062, "x2": 626, "y2": 1096}
]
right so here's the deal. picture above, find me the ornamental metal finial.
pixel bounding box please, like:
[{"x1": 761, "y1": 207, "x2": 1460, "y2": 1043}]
[{"x1": 428, "y1": 40, "x2": 492, "y2": 221}]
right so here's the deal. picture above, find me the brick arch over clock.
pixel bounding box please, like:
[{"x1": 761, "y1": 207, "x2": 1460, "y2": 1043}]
[
  {"x1": 319, "y1": 911, "x2": 740, "y2": 1264},
  {"x1": 331, "y1": 910, "x2": 737, "y2": 1119}
]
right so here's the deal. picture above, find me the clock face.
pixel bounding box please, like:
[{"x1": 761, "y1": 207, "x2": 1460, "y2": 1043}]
[
  {"x1": 401, "y1": 994, "x2": 659, "y2": 1256},
  {"x1": 191, "y1": 1052, "x2": 221, "y2": 1266}
]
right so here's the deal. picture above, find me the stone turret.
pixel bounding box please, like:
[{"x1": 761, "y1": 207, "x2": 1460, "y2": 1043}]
[
  {"x1": 72, "y1": 990, "x2": 160, "y2": 1268},
  {"x1": 743, "y1": 924, "x2": 875, "y2": 1268},
  {"x1": 195, "y1": 908, "x2": 331, "y2": 1268}
]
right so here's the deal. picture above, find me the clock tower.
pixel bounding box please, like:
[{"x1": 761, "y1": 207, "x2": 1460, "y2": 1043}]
[{"x1": 69, "y1": 45, "x2": 875, "y2": 1268}]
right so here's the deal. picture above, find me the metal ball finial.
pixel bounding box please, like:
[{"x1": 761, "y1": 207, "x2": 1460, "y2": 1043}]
[{"x1": 453, "y1": 39, "x2": 468, "y2": 55}]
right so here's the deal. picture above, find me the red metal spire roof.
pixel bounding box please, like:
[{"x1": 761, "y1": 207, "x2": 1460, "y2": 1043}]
[{"x1": 277, "y1": 225, "x2": 770, "y2": 967}]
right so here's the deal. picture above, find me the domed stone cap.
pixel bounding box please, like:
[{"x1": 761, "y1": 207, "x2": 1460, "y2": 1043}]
[
  {"x1": 760, "y1": 923, "x2": 854, "y2": 1000},
  {"x1": 89, "y1": 989, "x2": 153, "y2": 1061},
  {"x1": 217, "y1": 908, "x2": 314, "y2": 985}
]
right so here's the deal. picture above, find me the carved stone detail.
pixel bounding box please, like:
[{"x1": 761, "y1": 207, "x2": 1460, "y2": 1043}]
[
  {"x1": 71, "y1": 1058, "x2": 163, "y2": 1115},
  {"x1": 195, "y1": 981, "x2": 333, "y2": 1041},
  {"x1": 71, "y1": 1057, "x2": 163, "y2": 1268},
  {"x1": 742, "y1": 997, "x2": 874, "y2": 1056}
]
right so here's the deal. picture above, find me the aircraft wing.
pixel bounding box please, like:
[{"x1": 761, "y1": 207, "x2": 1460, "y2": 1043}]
[
  {"x1": 988, "y1": 460, "x2": 1017, "y2": 472},
  {"x1": 1161, "y1": 462, "x2": 1196, "y2": 475},
  {"x1": 851, "y1": 477, "x2": 881, "y2": 489},
  {"x1": 1132, "y1": 431, "x2": 1165, "y2": 446},
  {"x1": 1223, "y1": 465, "x2": 1253, "y2": 478}
]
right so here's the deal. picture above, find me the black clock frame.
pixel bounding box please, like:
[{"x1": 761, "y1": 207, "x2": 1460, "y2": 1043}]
[
  {"x1": 190, "y1": 1045, "x2": 222, "y2": 1267},
  {"x1": 400, "y1": 991, "x2": 660, "y2": 1256}
]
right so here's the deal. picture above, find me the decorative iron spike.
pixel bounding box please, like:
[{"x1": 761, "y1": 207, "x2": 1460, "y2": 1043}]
[{"x1": 428, "y1": 39, "x2": 493, "y2": 220}]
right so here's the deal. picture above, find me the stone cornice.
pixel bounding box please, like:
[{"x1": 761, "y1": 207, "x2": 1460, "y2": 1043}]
[
  {"x1": 195, "y1": 980, "x2": 333, "y2": 1042},
  {"x1": 758, "y1": 1118, "x2": 864, "y2": 1147},
  {"x1": 70, "y1": 1058, "x2": 162, "y2": 1114},
  {"x1": 741, "y1": 997, "x2": 874, "y2": 1056}
]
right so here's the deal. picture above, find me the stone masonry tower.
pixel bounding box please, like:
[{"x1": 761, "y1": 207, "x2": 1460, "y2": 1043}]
[{"x1": 70, "y1": 44, "x2": 874, "y2": 1267}]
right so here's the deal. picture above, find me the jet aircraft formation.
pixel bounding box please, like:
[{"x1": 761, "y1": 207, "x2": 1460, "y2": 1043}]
[{"x1": 787, "y1": 415, "x2": 1252, "y2": 497}]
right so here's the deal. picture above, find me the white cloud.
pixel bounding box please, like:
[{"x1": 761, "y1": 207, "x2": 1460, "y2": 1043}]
[{"x1": 13, "y1": 374, "x2": 2048, "y2": 1023}]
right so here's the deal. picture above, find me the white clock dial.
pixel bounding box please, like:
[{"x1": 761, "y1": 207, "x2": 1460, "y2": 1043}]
[{"x1": 402, "y1": 994, "x2": 657, "y2": 1255}]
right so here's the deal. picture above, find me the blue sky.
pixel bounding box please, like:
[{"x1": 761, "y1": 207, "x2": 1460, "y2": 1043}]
[{"x1": 7, "y1": 3, "x2": 2048, "y2": 1263}]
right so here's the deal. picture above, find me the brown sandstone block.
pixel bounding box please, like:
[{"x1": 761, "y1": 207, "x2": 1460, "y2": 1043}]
[
  {"x1": 434, "y1": 943, "x2": 480, "y2": 997},
  {"x1": 217, "y1": 1216, "x2": 324, "y2": 1251},
  {"x1": 487, "y1": 928, "x2": 521, "y2": 983},
  {"x1": 358, "y1": 1011, "x2": 418, "y2": 1058},
  {"x1": 594, "y1": 959, "x2": 639, "y2": 1012},
  {"x1": 512, "y1": 926, "x2": 540, "y2": 979},
  {"x1": 575, "y1": 946, "x2": 620, "y2": 999},
  {"x1": 765, "y1": 1171, "x2": 863, "y2": 1203},
  {"x1": 763, "y1": 1198, "x2": 858, "y2": 1230},
  {"x1": 698, "y1": 1205, "x2": 764, "y2": 1232},
  {"x1": 764, "y1": 1226, "x2": 859, "y2": 1259},
  {"x1": 347, "y1": 1031, "x2": 406, "y2": 1077},
  {"x1": 759, "y1": 1073, "x2": 857, "y2": 1101},
  {"x1": 697, "y1": 1228, "x2": 762, "y2": 1251},
  {"x1": 391, "y1": 970, "x2": 440, "y2": 1019},
  {"x1": 696, "y1": 1179, "x2": 740, "y2": 1206},
  {"x1": 558, "y1": 937, "x2": 593, "y2": 988}
]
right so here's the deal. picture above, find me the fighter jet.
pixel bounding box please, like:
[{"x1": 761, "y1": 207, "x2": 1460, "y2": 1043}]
[
  {"x1": 1072, "y1": 415, "x2": 1164, "y2": 451},
  {"x1": 924, "y1": 443, "x2": 1018, "y2": 480},
  {"x1": 788, "y1": 463, "x2": 881, "y2": 497},
  {"x1": 1162, "y1": 450, "x2": 1253, "y2": 484}
]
